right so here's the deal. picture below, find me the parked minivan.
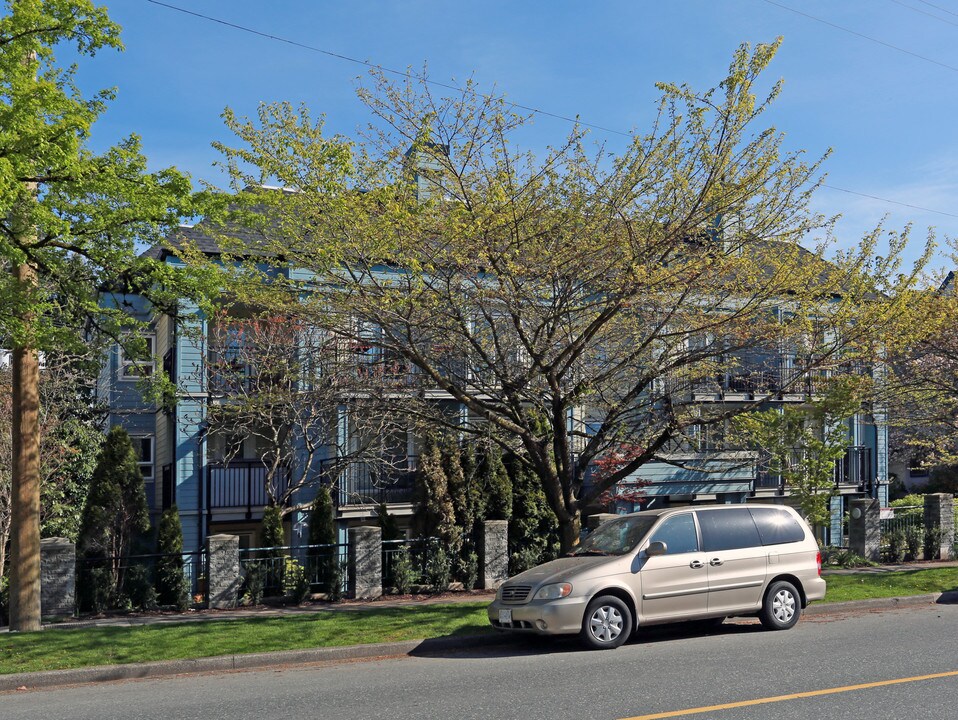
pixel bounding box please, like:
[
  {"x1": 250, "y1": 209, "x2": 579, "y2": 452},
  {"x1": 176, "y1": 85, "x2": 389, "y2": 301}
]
[{"x1": 488, "y1": 504, "x2": 825, "y2": 649}]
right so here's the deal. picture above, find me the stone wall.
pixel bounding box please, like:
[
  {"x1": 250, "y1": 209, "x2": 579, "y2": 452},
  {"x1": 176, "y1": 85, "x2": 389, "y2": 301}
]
[{"x1": 40, "y1": 538, "x2": 75, "y2": 619}]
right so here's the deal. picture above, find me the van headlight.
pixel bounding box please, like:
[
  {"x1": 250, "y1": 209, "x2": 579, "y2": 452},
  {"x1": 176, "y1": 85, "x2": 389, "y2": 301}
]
[{"x1": 534, "y1": 583, "x2": 573, "y2": 601}]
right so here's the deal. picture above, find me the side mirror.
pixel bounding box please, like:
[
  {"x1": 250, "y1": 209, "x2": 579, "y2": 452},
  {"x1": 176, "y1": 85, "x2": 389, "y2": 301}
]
[{"x1": 646, "y1": 540, "x2": 667, "y2": 557}]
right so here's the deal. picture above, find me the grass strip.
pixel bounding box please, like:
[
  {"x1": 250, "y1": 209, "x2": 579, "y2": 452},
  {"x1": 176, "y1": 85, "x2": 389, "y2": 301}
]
[
  {"x1": 0, "y1": 602, "x2": 492, "y2": 675},
  {"x1": 821, "y1": 567, "x2": 958, "y2": 603},
  {"x1": 2, "y1": 567, "x2": 956, "y2": 676}
]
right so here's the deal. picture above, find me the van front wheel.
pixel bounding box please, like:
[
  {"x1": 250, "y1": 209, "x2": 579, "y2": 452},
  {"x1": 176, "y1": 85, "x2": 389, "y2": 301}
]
[
  {"x1": 760, "y1": 580, "x2": 801, "y2": 630},
  {"x1": 580, "y1": 595, "x2": 633, "y2": 650}
]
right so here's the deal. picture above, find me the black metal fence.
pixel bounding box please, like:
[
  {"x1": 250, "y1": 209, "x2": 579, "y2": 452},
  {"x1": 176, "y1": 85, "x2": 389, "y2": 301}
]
[
  {"x1": 238, "y1": 543, "x2": 350, "y2": 597},
  {"x1": 382, "y1": 537, "x2": 438, "y2": 590},
  {"x1": 75, "y1": 549, "x2": 207, "y2": 612}
]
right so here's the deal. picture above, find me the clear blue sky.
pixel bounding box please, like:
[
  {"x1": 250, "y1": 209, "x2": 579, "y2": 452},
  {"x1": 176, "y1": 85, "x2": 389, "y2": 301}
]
[{"x1": 68, "y1": 1, "x2": 958, "y2": 273}]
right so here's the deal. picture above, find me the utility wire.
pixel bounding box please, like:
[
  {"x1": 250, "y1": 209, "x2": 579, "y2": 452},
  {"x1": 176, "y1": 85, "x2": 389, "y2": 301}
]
[
  {"x1": 760, "y1": 0, "x2": 958, "y2": 73},
  {"x1": 144, "y1": 0, "x2": 630, "y2": 137},
  {"x1": 147, "y1": 0, "x2": 957, "y2": 222},
  {"x1": 888, "y1": 0, "x2": 958, "y2": 28},
  {"x1": 822, "y1": 184, "x2": 958, "y2": 219},
  {"x1": 917, "y1": 0, "x2": 958, "y2": 19}
]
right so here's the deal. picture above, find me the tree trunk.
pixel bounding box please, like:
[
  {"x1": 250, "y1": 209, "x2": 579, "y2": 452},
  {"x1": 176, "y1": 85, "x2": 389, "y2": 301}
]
[
  {"x1": 10, "y1": 262, "x2": 41, "y2": 632},
  {"x1": 558, "y1": 511, "x2": 581, "y2": 555}
]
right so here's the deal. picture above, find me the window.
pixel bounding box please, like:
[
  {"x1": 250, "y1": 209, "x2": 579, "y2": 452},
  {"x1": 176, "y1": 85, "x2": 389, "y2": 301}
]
[
  {"x1": 131, "y1": 436, "x2": 154, "y2": 481},
  {"x1": 119, "y1": 335, "x2": 156, "y2": 380},
  {"x1": 649, "y1": 514, "x2": 699, "y2": 555},
  {"x1": 698, "y1": 508, "x2": 762, "y2": 552},
  {"x1": 748, "y1": 508, "x2": 805, "y2": 545}
]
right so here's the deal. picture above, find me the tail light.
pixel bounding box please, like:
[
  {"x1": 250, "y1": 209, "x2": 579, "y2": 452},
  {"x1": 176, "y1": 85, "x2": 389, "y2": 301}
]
[{"x1": 816, "y1": 551, "x2": 822, "y2": 577}]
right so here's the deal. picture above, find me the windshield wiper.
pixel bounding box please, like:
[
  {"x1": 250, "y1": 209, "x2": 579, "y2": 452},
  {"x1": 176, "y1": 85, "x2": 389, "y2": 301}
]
[{"x1": 570, "y1": 549, "x2": 613, "y2": 557}]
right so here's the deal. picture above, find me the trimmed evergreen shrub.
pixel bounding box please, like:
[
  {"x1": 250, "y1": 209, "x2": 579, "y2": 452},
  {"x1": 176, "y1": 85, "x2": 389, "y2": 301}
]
[
  {"x1": 241, "y1": 562, "x2": 266, "y2": 605},
  {"x1": 924, "y1": 525, "x2": 942, "y2": 560},
  {"x1": 123, "y1": 563, "x2": 157, "y2": 610},
  {"x1": 481, "y1": 443, "x2": 512, "y2": 521},
  {"x1": 391, "y1": 546, "x2": 416, "y2": 594},
  {"x1": 259, "y1": 505, "x2": 285, "y2": 594},
  {"x1": 308, "y1": 486, "x2": 336, "y2": 546},
  {"x1": 283, "y1": 557, "x2": 311, "y2": 604},
  {"x1": 155, "y1": 506, "x2": 190, "y2": 610},
  {"x1": 76, "y1": 426, "x2": 151, "y2": 610},
  {"x1": 376, "y1": 503, "x2": 403, "y2": 541},
  {"x1": 426, "y1": 545, "x2": 452, "y2": 593}
]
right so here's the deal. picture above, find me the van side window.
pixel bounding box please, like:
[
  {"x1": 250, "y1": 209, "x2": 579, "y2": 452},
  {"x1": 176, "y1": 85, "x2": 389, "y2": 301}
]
[
  {"x1": 698, "y1": 508, "x2": 762, "y2": 552},
  {"x1": 648, "y1": 514, "x2": 699, "y2": 555},
  {"x1": 749, "y1": 508, "x2": 806, "y2": 545}
]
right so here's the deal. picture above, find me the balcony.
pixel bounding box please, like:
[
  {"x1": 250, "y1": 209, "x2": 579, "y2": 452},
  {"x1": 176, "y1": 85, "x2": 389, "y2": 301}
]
[
  {"x1": 671, "y1": 358, "x2": 872, "y2": 402},
  {"x1": 753, "y1": 445, "x2": 874, "y2": 495},
  {"x1": 320, "y1": 456, "x2": 419, "y2": 506},
  {"x1": 206, "y1": 460, "x2": 291, "y2": 519}
]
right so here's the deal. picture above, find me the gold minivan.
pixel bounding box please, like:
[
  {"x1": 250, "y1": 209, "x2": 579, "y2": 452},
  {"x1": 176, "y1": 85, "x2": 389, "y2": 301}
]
[{"x1": 488, "y1": 504, "x2": 825, "y2": 649}]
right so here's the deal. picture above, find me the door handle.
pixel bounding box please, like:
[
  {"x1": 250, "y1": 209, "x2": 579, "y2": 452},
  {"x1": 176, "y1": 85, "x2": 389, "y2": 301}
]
[
  {"x1": 689, "y1": 560, "x2": 705, "y2": 569},
  {"x1": 709, "y1": 558, "x2": 724, "y2": 566}
]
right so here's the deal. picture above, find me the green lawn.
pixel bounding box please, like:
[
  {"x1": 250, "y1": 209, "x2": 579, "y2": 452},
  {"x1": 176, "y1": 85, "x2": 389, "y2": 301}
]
[
  {"x1": 822, "y1": 567, "x2": 958, "y2": 603},
  {"x1": 0, "y1": 603, "x2": 492, "y2": 675},
  {"x1": 3, "y1": 567, "x2": 957, "y2": 676}
]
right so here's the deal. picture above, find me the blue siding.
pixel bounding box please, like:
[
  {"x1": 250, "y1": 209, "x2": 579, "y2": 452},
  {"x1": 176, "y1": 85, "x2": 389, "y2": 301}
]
[{"x1": 620, "y1": 456, "x2": 754, "y2": 497}]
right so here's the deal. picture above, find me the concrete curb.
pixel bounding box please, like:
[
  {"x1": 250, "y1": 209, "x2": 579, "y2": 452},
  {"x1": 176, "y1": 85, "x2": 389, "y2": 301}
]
[{"x1": 4, "y1": 592, "x2": 957, "y2": 692}]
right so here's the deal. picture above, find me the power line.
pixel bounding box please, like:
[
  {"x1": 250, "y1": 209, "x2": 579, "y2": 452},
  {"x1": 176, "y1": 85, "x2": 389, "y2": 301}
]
[
  {"x1": 147, "y1": 0, "x2": 958, "y2": 222},
  {"x1": 822, "y1": 184, "x2": 958, "y2": 219},
  {"x1": 760, "y1": 0, "x2": 958, "y2": 73},
  {"x1": 144, "y1": 0, "x2": 630, "y2": 137},
  {"x1": 888, "y1": 0, "x2": 958, "y2": 28},
  {"x1": 916, "y1": 0, "x2": 958, "y2": 19}
]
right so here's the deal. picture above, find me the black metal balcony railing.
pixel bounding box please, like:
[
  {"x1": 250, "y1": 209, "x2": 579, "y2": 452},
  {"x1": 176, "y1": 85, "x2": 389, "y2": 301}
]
[
  {"x1": 319, "y1": 456, "x2": 419, "y2": 506},
  {"x1": 668, "y1": 359, "x2": 872, "y2": 399},
  {"x1": 753, "y1": 445, "x2": 874, "y2": 494},
  {"x1": 206, "y1": 460, "x2": 291, "y2": 519}
]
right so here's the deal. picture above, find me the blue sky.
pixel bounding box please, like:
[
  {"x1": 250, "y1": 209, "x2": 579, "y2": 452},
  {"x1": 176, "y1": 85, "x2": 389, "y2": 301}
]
[{"x1": 68, "y1": 1, "x2": 958, "y2": 273}]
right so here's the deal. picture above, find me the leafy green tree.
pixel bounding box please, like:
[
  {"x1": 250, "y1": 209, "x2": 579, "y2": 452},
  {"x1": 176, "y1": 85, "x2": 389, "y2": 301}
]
[
  {"x1": 205, "y1": 40, "x2": 928, "y2": 555},
  {"x1": 733, "y1": 376, "x2": 869, "y2": 528},
  {"x1": 76, "y1": 426, "x2": 150, "y2": 608},
  {"x1": 1, "y1": 0, "x2": 213, "y2": 630},
  {"x1": 155, "y1": 506, "x2": 190, "y2": 610}
]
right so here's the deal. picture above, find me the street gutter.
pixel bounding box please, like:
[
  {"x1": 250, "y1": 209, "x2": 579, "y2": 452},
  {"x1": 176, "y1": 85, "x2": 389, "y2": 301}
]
[{"x1": 3, "y1": 591, "x2": 957, "y2": 693}]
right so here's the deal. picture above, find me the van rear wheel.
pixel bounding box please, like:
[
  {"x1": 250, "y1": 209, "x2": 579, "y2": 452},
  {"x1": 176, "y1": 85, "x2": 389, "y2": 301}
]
[
  {"x1": 580, "y1": 595, "x2": 633, "y2": 650},
  {"x1": 760, "y1": 580, "x2": 801, "y2": 630}
]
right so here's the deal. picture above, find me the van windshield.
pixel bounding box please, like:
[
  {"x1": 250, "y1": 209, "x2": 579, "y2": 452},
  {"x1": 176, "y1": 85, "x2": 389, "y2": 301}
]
[{"x1": 569, "y1": 515, "x2": 659, "y2": 556}]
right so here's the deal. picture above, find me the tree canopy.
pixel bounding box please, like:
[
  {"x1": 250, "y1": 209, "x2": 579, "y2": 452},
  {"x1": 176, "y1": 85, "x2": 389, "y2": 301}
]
[{"x1": 191, "y1": 40, "x2": 930, "y2": 551}]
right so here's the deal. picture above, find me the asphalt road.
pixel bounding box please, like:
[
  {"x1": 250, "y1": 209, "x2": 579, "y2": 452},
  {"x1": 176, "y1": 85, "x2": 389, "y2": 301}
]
[{"x1": 4, "y1": 603, "x2": 957, "y2": 720}]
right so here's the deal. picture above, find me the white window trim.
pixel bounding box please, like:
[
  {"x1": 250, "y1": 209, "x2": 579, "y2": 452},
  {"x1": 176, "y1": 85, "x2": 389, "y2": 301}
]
[
  {"x1": 119, "y1": 334, "x2": 156, "y2": 381},
  {"x1": 131, "y1": 435, "x2": 155, "y2": 481}
]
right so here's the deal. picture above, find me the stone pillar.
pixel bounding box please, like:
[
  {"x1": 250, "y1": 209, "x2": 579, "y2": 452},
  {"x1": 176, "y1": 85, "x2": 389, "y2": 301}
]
[
  {"x1": 849, "y1": 498, "x2": 880, "y2": 562},
  {"x1": 923, "y1": 494, "x2": 955, "y2": 561},
  {"x1": 348, "y1": 526, "x2": 382, "y2": 599},
  {"x1": 479, "y1": 520, "x2": 508, "y2": 590},
  {"x1": 40, "y1": 538, "x2": 75, "y2": 619},
  {"x1": 586, "y1": 513, "x2": 617, "y2": 531},
  {"x1": 207, "y1": 534, "x2": 241, "y2": 609}
]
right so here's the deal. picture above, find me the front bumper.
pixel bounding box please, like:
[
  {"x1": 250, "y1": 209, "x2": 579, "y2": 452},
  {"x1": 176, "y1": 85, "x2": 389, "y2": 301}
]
[{"x1": 487, "y1": 595, "x2": 589, "y2": 635}]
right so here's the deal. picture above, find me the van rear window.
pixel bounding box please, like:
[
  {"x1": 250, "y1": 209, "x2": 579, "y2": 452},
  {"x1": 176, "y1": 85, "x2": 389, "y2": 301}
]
[{"x1": 748, "y1": 508, "x2": 806, "y2": 545}]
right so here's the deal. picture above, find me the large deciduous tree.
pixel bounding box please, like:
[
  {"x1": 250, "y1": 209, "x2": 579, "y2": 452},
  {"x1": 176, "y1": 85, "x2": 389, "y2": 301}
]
[
  {"x1": 0, "y1": 1, "x2": 213, "y2": 629},
  {"x1": 202, "y1": 40, "x2": 927, "y2": 552}
]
